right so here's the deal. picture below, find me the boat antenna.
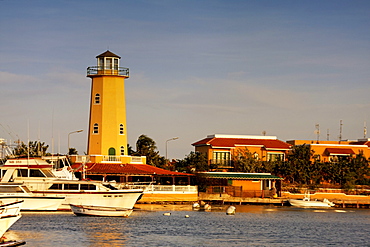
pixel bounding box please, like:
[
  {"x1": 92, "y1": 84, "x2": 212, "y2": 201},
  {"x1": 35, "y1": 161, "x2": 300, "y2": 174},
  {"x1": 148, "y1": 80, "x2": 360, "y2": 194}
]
[
  {"x1": 364, "y1": 121, "x2": 367, "y2": 139},
  {"x1": 338, "y1": 120, "x2": 343, "y2": 144}
]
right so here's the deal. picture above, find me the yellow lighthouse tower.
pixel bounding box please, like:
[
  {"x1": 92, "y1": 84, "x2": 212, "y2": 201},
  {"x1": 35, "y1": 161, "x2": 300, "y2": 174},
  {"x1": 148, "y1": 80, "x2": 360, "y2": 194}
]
[{"x1": 87, "y1": 50, "x2": 129, "y2": 160}]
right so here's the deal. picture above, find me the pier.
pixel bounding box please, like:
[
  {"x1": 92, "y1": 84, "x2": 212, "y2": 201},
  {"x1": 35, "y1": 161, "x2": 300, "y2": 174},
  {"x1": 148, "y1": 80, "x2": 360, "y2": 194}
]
[{"x1": 198, "y1": 192, "x2": 370, "y2": 209}]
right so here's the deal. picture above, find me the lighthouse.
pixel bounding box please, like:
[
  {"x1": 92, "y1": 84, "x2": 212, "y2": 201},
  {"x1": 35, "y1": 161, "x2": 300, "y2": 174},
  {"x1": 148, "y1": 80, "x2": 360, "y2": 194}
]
[{"x1": 86, "y1": 50, "x2": 129, "y2": 160}]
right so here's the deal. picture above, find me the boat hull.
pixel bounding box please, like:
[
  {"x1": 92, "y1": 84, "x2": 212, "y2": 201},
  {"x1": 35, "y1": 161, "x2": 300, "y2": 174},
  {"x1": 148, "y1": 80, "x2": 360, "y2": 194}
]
[
  {"x1": 32, "y1": 190, "x2": 143, "y2": 210},
  {"x1": 0, "y1": 215, "x2": 22, "y2": 238},
  {"x1": 288, "y1": 199, "x2": 333, "y2": 208},
  {"x1": 0, "y1": 197, "x2": 64, "y2": 211},
  {"x1": 70, "y1": 204, "x2": 133, "y2": 217}
]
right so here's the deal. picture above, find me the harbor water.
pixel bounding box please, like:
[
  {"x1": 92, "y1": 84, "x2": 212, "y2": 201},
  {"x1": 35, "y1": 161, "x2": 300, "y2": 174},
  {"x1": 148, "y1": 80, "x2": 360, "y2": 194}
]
[{"x1": 4, "y1": 205, "x2": 370, "y2": 247}]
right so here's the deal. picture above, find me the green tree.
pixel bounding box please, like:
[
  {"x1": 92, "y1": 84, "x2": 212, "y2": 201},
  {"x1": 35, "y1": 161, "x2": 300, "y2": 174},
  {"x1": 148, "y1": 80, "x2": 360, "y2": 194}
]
[
  {"x1": 286, "y1": 144, "x2": 315, "y2": 184},
  {"x1": 68, "y1": 148, "x2": 78, "y2": 155},
  {"x1": 13, "y1": 141, "x2": 49, "y2": 157},
  {"x1": 132, "y1": 134, "x2": 166, "y2": 167},
  {"x1": 175, "y1": 151, "x2": 208, "y2": 173},
  {"x1": 232, "y1": 148, "x2": 262, "y2": 172}
]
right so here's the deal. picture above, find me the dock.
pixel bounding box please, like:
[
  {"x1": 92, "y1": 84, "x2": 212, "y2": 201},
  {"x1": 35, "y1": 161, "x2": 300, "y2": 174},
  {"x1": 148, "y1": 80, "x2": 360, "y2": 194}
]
[{"x1": 198, "y1": 192, "x2": 370, "y2": 209}]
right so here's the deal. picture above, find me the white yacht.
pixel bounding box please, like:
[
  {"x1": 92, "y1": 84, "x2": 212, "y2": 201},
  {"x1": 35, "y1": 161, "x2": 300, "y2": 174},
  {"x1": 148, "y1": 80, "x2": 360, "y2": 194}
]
[
  {"x1": 0, "y1": 183, "x2": 65, "y2": 211},
  {"x1": 0, "y1": 157, "x2": 143, "y2": 210},
  {"x1": 0, "y1": 200, "x2": 23, "y2": 237}
]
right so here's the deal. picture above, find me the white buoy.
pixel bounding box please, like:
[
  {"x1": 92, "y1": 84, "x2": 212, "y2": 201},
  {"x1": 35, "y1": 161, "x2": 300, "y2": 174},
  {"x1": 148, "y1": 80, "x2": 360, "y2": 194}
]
[
  {"x1": 226, "y1": 206, "x2": 236, "y2": 215},
  {"x1": 204, "y1": 204, "x2": 211, "y2": 211},
  {"x1": 185, "y1": 215, "x2": 190, "y2": 218},
  {"x1": 163, "y1": 212, "x2": 171, "y2": 216}
]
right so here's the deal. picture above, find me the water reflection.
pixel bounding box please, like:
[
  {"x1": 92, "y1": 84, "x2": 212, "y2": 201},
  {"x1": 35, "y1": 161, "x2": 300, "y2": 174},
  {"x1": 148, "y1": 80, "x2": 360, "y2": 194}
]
[{"x1": 5, "y1": 206, "x2": 370, "y2": 247}]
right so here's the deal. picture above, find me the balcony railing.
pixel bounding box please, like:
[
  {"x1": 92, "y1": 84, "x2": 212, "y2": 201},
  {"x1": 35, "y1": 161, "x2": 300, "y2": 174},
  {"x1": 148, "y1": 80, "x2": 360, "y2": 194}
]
[{"x1": 87, "y1": 66, "x2": 129, "y2": 77}]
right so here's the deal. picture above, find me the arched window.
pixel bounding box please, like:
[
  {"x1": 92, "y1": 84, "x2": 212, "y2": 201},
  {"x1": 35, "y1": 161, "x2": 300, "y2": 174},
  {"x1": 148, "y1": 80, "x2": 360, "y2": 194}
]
[
  {"x1": 93, "y1": 123, "x2": 99, "y2": 134},
  {"x1": 119, "y1": 124, "x2": 124, "y2": 135},
  {"x1": 108, "y1": 147, "x2": 116, "y2": 156},
  {"x1": 120, "y1": 146, "x2": 125, "y2": 156},
  {"x1": 94, "y1": 93, "x2": 100, "y2": 104}
]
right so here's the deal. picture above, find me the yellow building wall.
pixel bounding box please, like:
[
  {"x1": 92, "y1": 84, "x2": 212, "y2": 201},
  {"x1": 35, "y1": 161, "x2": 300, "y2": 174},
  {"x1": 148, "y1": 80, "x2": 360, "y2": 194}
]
[
  {"x1": 88, "y1": 75, "x2": 128, "y2": 156},
  {"x1": 231, "y1": 180, "x2": 262, "y2": 191},
  {"x1": 287, "y1": 140, "x2": 370, "y2": 162}
]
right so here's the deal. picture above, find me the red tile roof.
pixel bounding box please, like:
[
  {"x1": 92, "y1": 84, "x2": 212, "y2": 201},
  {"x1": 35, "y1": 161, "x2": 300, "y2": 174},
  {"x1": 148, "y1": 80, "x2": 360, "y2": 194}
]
[
  {"x1": 192, "y1": 137, "x2": 291, "y2": 150},
  {"x1": 71, "y1": 163, "x2": 193, "y2": 176}
]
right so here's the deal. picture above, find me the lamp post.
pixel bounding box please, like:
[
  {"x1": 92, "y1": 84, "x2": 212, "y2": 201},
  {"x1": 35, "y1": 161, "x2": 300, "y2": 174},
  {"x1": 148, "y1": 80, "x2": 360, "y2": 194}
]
[
  {"x1": 68, "y1": 130, "x2": 83, "y2": 154},
  {"x1": 165, "y1": 137, "x2": 179, "y2": 160}
]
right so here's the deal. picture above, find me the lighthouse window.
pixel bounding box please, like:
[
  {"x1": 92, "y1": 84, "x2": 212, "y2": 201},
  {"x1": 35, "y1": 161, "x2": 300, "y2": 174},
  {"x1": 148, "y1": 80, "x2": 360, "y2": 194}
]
[
  {"x1": 106, "y1": 58, "x2": 112, "y2": 69},
  {"x1": 119, "y1": 124, "x2": 124, "y2": 135},
  {"x1": 120, "y1": 146, "x2": 125, "y2": 155},
  {"x1": 94, "y1": 93, "x2": 100, "y2": 104},
  {"x1": 114, "y1": 58, "x2": 119, "y2": 70},
  {"x1": 93, "y1": 123, "x2": 99, "y2": 134},
  {"x1": 98, "y1": 58, "x2": 104, "y2": 70}
]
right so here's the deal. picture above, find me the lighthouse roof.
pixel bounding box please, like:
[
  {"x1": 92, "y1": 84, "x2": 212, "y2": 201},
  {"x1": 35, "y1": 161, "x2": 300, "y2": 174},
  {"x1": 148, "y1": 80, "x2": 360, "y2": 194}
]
[{"x1": 96, "y1": 50, "x2": 121, "y2": 59}]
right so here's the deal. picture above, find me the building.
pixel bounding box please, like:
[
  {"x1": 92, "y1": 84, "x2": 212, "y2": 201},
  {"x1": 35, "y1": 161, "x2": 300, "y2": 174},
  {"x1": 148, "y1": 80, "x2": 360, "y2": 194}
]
[
  {"x1": 192, "y1": 134, "x2": 292, "y2": 171},
  {"x1": 286, "y1": 139, "x2": 370, "y2": 162},
  {"x1": 70, "y1": 51, "x2": 196, "y2": 202},
  {"x1": 199, "y1": 172, "x2": 283, "y2": 198}
]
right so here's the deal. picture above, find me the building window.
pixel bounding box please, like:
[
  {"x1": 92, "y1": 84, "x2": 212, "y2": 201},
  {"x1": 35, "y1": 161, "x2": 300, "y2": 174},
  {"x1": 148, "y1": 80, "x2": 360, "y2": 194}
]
[
  {"x1": 94, "y1": 93, "x2": 100, "y2": 104},
  {"x1": 120, "y1": 146, "x2": 125, "y2": 155},
  {"x1": 119, "y1": 124, "x2": 124, "y2": 135},
  {"x1": 212, "y1": 151, "x2": 231, "y2": 165},
  {"x1": 267, "y1": 153, "x2": 284, "y2": 161},
  {"x1": 93, "y1": 123, "x2": 99, "y2": 134}
]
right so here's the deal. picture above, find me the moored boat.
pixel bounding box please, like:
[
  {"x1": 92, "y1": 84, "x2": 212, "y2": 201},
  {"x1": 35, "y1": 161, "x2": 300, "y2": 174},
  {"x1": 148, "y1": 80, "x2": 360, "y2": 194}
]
[
  {"x1": 0, "y1": 183, "x2": 65, "y2": 211},
  {"x1": 288, "y1": 192, "x2": 335, "y2": 208},
  {"x1": 70, "y1": 204, "x2": 133, "y2": 217},
  {"x1": 0, "y1": 201, "x2": 23, "y2": 238},
  {"x1": 0, "y1": 157, "x2": 143, "y2": 210}
]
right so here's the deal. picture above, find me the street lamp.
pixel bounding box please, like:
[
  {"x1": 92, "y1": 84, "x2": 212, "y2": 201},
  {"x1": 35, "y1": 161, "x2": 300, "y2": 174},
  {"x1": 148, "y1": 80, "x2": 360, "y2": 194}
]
[
  {"x1": 68, "y1": 130, "x2": 83, "y2": 154},
  {"x1": 165, "y1": 137, "x2": 179, "y2": 160}
]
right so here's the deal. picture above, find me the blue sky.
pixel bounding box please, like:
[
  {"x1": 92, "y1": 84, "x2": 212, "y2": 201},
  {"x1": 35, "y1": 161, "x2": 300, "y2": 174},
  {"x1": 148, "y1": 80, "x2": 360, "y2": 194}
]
[{"x1": 1, "y1": 0, "x2": 370, "y2": 159}]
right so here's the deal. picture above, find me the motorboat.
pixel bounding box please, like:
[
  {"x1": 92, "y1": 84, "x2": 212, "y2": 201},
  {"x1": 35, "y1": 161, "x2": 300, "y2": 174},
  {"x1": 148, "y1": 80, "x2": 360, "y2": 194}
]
[
  {"x1": 0, "y1": 157, "x2": 143, "y2": 210},
  {"x1": 0, "y1": 183, "x2": 65, "y2": 211},
  {"x1": 70, "y1": 204, "x2": 133, "y2": 217},
  {"x1": 0, "y1": 201, "x2": 23, "y2": 237},
  {"x1": 288, "y1": 193, "x2": 335, "y2": 208}
]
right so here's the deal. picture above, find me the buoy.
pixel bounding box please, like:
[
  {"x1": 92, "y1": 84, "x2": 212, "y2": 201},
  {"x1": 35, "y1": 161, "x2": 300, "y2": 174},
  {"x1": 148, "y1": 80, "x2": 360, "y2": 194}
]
[
  {"x1": 163, "y1": 212, "x2": 171, "y2": 216},
  {"x1": 192, "y1": 202, "x2": 200, "y2": 208},
  {"x1": 185, "y1": 215, "x2": 190, "y2": 218},
  {"x1": 204, "y1": 204, "x2": 211, "y2": 211},
  {"x1": 226, "y1": 206, "x2": 236, "y2": 215}
]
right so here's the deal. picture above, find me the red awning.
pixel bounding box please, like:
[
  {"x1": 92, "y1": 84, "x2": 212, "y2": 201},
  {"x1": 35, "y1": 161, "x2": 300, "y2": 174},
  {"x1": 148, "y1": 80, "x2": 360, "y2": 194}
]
[{"x1": 325, "y1": 148, "x2": 355, "y2": 156}]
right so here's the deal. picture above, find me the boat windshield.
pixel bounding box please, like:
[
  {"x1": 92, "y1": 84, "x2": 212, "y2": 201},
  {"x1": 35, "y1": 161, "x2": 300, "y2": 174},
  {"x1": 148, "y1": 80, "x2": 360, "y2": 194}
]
[
  {"x1": 0, "y1": 185, "x2": 23, "y2": 193},
  {"x1": 102, "y1": 184, "x2": 118, "y2": 190}
]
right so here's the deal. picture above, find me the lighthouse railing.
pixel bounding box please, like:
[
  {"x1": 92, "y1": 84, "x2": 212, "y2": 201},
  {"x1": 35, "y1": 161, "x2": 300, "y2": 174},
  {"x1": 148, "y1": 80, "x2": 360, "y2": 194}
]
[{"x1": 87, "y1": 66, "x2": 129, "y2": 76}]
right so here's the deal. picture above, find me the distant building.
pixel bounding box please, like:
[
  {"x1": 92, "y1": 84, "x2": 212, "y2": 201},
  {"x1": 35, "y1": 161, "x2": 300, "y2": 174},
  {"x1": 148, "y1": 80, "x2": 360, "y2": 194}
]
[
  {"x1": 192, "y1": 134, "x2": 291, "y2": 171},
  {"x1": 286, "y1": 139, "x2": 370, "y2": 162}
]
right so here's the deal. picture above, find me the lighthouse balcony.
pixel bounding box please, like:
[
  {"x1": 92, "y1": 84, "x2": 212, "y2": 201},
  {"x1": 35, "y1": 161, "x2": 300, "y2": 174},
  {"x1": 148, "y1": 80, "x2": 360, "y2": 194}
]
[{"x1": 87, "y1": 66, "x2": 129, "y2": 77}]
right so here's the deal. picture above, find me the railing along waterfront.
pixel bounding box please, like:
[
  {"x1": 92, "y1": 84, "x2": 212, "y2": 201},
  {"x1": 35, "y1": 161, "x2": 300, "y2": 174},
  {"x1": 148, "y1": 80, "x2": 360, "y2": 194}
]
[
  {"x1": 206, "y1": 186, "x2": 271, "y2": 198},
  {"x1": 87, "y1": 66, "x2": 129, "y2": 76},
  {"x1": 126, "y1": 184, "x2": 198, "y2": 193}
]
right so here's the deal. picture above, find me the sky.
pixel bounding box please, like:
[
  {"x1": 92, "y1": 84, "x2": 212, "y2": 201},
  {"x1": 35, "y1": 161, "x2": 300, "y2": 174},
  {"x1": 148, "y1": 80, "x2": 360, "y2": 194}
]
[{"x1": 1, "y1": 0, "x2": 370, "y2": 159}]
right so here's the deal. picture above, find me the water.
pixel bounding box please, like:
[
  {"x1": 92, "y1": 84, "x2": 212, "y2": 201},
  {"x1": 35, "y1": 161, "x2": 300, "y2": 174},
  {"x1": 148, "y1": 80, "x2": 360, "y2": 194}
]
[{"x1": 5, "y1": 205, "x2": 370, "y2": 247}]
